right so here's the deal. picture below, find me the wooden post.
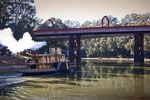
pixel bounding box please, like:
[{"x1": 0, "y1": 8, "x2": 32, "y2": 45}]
[{"x1": 134, "y1": 33, "x2": 144, "y2": 66}]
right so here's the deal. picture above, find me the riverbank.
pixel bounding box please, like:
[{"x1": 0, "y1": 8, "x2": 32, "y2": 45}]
[
  {"x1": 0, "y1": 65, "x2": 26, "y2": 74},
  {"x1": 82, "y1": 57, "x2": 150, "y2": 62},
  {"x1": 0, "y1": 57, "x2": 150, "y2": 74},
  {"x1": 0, "y1": 56, "x2": 26, "y2": 74},
  {"x1": 0, "y1": 56, "x2": 25, "y2": 66}
]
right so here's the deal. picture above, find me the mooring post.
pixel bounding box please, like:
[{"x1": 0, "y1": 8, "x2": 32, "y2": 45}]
[
  {"x1": 134, "y1": 33, "x2": 144, "y2": 66},
  {"x1": 76, "y1": 35, "x2": 81, "y2": 65},
  {"x1": 69, "y1": 34, "x2": 75, "y2": 65}
]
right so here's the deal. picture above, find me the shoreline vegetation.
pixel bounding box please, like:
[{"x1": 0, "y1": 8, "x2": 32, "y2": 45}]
[
  {"x1": 82, "y1": 58, "x2": 150, "y2": 62},
  {"x1": 0, "y1": 56, "x2": 150, "y2": 74}
]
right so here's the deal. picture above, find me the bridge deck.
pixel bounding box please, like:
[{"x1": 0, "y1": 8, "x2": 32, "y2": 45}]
[{"x1": 34, "y1": 25, "x2": 150, "y2": 36}]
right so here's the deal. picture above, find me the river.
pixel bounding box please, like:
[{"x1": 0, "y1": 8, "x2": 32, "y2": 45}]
[{"x1": 0, "y1": 60, "x2": 150, "y2": 100}]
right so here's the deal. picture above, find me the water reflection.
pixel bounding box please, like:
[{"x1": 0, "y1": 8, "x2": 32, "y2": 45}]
[
  {"x1": 133, "y1": 75, "x2": 145, "y2": 99},
  {"x1": 0, "y1": 61, "x2": 150, "y2": 100}
]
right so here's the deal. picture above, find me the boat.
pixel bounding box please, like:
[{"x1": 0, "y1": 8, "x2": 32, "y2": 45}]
[{"x1": 19, "y1": 47, "x2": 69, "y2": 76}]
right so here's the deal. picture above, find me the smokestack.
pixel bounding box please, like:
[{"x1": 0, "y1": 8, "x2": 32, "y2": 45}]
[{"x1": 0, "y1": 28, "x2": 46, "y2": 53}]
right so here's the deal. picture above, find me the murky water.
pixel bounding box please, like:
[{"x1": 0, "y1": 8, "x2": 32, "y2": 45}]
[{"x1": 0, "y1": 61, "x2": 150, "y2": 100}]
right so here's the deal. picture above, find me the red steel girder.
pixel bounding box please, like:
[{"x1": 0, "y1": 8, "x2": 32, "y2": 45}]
[{"x1": 34, "y1": 25, "x2": 150, "y2": 37}]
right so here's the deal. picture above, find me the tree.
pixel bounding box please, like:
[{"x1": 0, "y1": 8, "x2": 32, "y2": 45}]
[
  {"x1": 63, "y1": 20, "x2": 80, "y2": 28},
  {"x1": 107, "y1": 15, "x2": 120, "y2": 26},
  {"x1": 81, "y1": 20, "x2": 92, "y2": 28},
  {"x1": 0, "y1": 0, "x2": 10, "y2": 29},
  {"x1": 144, "y1": 36, "x2": 150, "y2": 58},
  {"x1": 81, "y1": 16, "x2": 120, "y2": 57},
  {"x1": 0, "y1": 0, "x2": 36, "y2": 40},
  {"x1": 38, "y1": 17, "x2": 68, "y2": 30},
  {"x1": 121, "y1": 13, "x2": 150, "y2": 58},
  {"x1": 37, "y1": 18, "x2": 69, "y2": 52},
  {"x1": 121, "y1": 13, "x2": 150, "y2": 26}
]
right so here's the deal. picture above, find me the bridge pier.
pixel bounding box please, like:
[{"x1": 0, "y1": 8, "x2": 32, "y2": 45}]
[
  {"x1": 69, "y1": 34, "x2": 81, "y2": 65},
  {"x1": 134, "y1": 33, "x2": 144, "y2": 66},
  {"x1": 69, "y1": 34, "x2": 75, "y2": 65},
  {"x1": 76, "y1": 35, "x2": 81, "y2": 65}
]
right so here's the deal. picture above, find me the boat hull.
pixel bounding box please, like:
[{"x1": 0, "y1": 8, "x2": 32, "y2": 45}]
[
  {"x1": 20, "y1": 61, "x2": 70, "y2": 76},
  {"x1": 21, "y1": 71, "x2": 56, "y2": 76}
]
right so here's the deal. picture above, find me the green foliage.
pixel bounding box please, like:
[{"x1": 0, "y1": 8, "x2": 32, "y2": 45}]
[
  {"x1": 37, "y1": 17, "x2": 68, "y2": 30},
  {"x1": 121, "y1": 13, "x2": 150, "y2": 26},
  {"x1": 0, "y1": 0, "x2": 36, "y2": 40},
  {"x1": 47, "y1": 40, "x2": 68, "y2": 52},
  {"x1": 63, "y1": 20, "x2": 80, "y2": 28},
  {"x1": 37, "y1": 18, "x2": 69, "y2": 51},
  {"x1": 80, "y1": 14, "x2": 150, "y2": 58}
]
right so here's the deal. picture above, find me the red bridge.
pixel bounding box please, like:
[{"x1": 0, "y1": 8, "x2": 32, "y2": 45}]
[{"x1": 34, "y1": 16, "x2": 150, "y2": 66}]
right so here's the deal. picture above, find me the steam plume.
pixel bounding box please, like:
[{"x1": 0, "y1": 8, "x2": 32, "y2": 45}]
[{"x1": 0, "y1": 28, "x2": 46, "y2": 53}]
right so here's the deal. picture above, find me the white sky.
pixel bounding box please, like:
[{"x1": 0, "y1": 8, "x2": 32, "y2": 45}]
[{"x1": 35, "y1": 0, "x2": 150, "y2": 23}]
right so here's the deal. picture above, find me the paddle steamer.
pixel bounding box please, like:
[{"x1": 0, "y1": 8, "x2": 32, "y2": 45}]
[{"x1": 19, "y1": 47, "x2": 69, "y2": 76}]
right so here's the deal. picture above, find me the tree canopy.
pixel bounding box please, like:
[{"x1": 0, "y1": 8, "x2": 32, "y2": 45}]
[{"x1": 0, "y1": 0, "x2": 36, "y2": 40}]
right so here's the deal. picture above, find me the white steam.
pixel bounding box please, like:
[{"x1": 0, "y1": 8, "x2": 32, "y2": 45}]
[{"x1": 0, "y1": 28, "x2": 46, "y2": 53}]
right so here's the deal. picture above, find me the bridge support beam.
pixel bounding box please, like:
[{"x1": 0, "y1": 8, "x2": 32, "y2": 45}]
[
  {"x1": 134, "y1": 33, "x2": 144, "y2": 66},
  {"x1": 69, "y1": 34, "x2": 75, "y2": 65},
  {"x1": 76, "y1": 35, "x2": 81, "y2": 65},
  {"x1": 69, "y1": 34, "x2": 81, "y2": 65}
]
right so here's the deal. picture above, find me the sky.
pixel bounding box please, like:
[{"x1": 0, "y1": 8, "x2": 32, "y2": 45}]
[{"x1": 35, "y1": 0, "x2": 150, "y2": 23}]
